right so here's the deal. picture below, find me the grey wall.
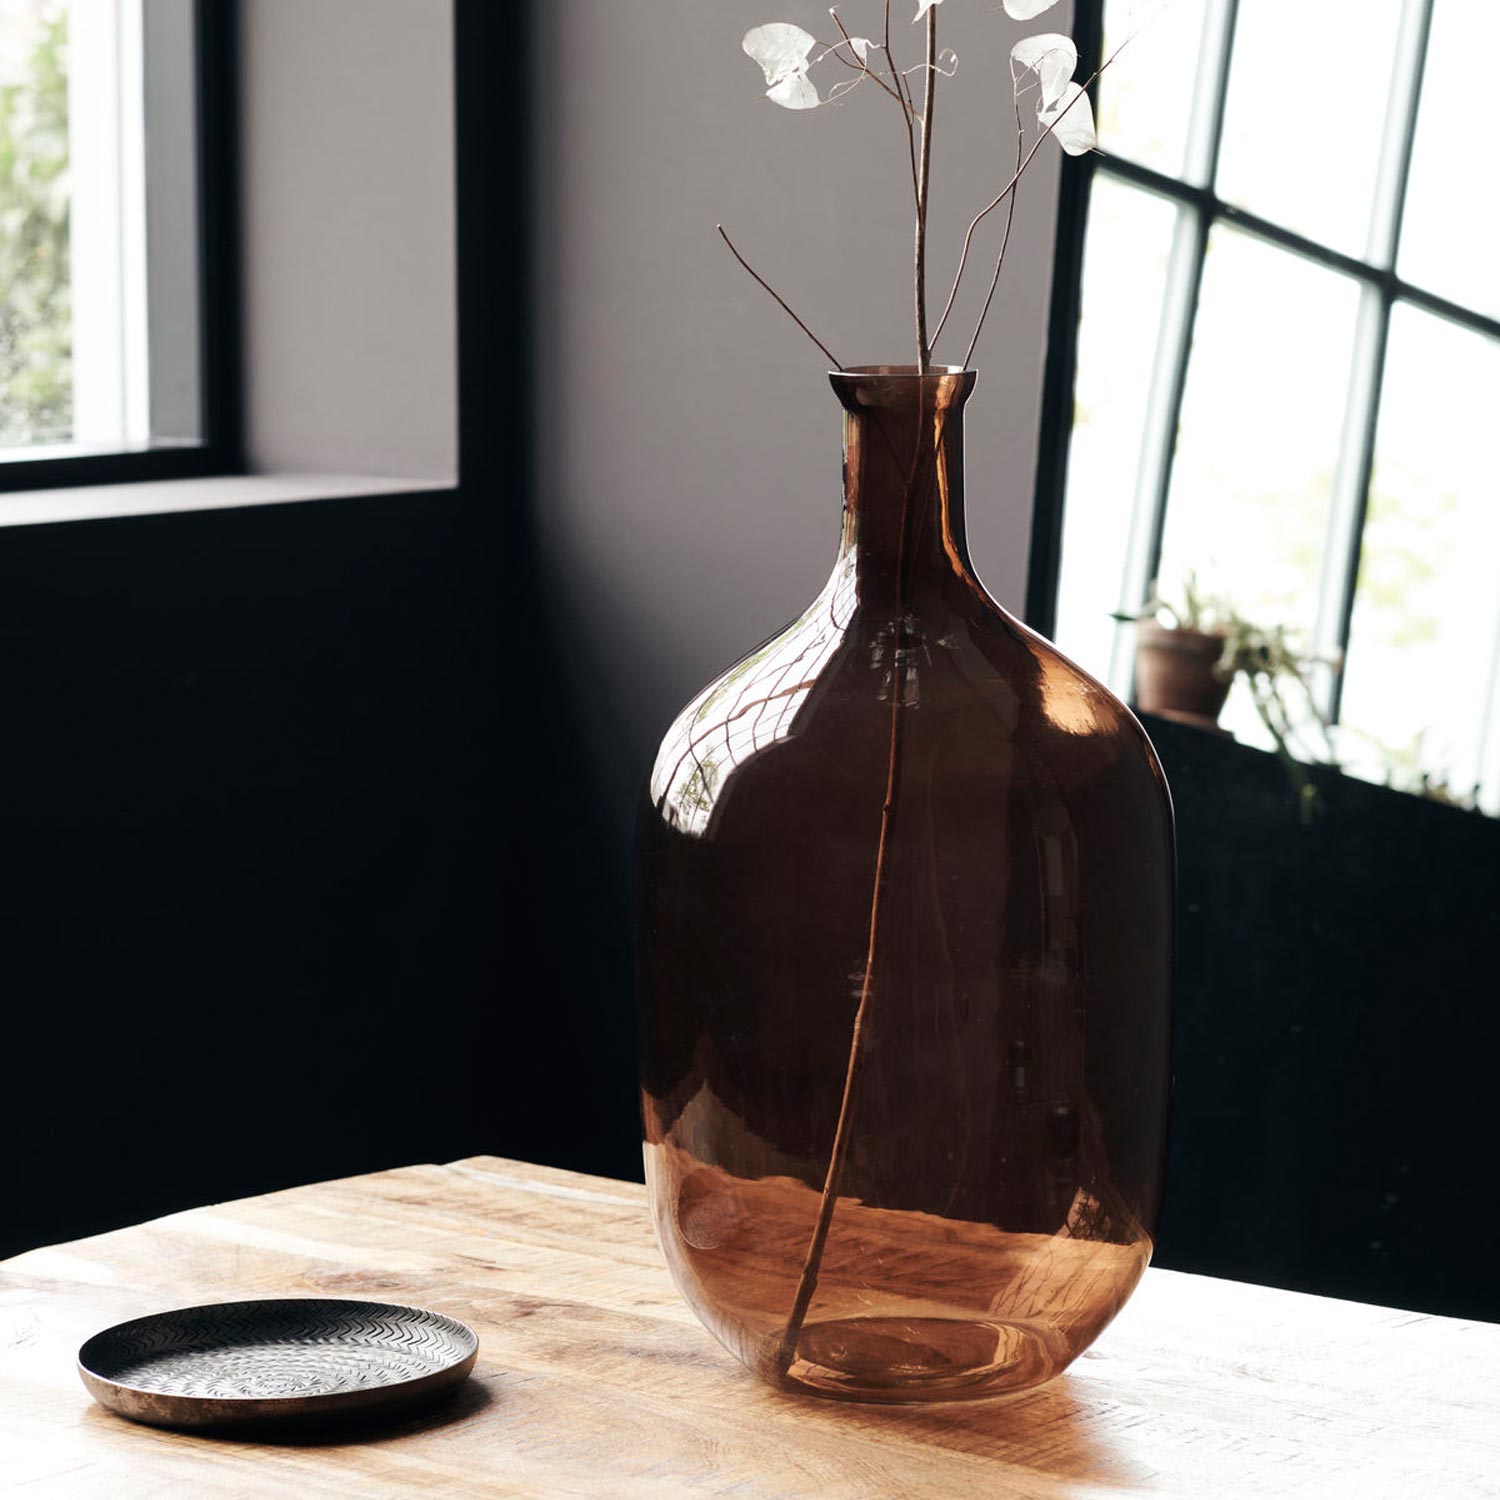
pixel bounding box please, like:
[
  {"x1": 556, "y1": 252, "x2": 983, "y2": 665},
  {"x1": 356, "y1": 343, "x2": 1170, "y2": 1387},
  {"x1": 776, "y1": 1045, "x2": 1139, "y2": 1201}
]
[
  {"x1": 240, "y1": 0, "x2": 457, "y2": 479},
  {"x1": 532, "y1": 0, "x2": 1068, "y2": 781}
]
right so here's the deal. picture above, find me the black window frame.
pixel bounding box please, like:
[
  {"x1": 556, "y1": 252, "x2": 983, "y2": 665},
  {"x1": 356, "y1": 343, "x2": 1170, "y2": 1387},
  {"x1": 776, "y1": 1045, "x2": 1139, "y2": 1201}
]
[
  {"x1": 0, "y1": 0, "x2": 241, "y2": 497},
  {"x1": 1027, "y1": 0, "x2": 1499, "y2": 727}
]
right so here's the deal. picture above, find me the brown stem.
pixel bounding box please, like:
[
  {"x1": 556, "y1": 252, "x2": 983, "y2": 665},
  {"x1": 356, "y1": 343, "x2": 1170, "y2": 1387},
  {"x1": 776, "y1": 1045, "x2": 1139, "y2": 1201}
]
[
  {"x1": 885, "y1": 1, "x2": 922, "y2": 214},
  {"x1": 914, "y1": 9, "x2": 938, "y2": 373},
  {"x1": 828, "y1": 11, "x2": 914, "y2": 120},
  {"x1": 936, "y1": 34, "x2": 1140, "y2": 350},
  {"x1": 774, "y1": 397, "x2": 945, "y2": 1378},
  {"x1": 960, "y1": 80, "x2": 1026, "y2": 369},
  {"x1": 716, "y1": 225, "x2": 843, "y2": 370}
]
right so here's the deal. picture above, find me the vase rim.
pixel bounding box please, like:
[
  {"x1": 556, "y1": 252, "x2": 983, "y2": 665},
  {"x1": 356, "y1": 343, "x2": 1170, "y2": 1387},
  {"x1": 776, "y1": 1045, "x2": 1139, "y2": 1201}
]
[
  {"x1": 832, "y1": 364, "x2": 973, "y2": 377},
  {"x1": 829, "y1": 364, "x2": 976, "y2": 413}
]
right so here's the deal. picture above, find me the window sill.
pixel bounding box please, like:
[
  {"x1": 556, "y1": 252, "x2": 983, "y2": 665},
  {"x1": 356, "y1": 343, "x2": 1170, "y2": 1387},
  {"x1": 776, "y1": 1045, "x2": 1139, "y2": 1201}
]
[{"x1": 0, "y1": 473, "x2": 455, "y2": 529}]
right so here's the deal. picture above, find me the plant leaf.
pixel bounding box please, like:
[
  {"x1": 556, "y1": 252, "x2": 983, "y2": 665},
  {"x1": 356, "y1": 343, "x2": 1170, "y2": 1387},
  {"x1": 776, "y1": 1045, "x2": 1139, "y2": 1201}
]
[
  {"x1": 1011, "y1": 32, "x2": 1076, "y2": 110},
  {"x1": 1003, "y1": 0, "x2": 1064, "y2": 19},
  {"x1": 742, "y1": 23, "x2": 817, "y2": 88},
  {"x1": 767, "y1": 70, "x2": 822, "y2": 109},
  {"x1": 914, "y1": 0, "x2": 944, "y2": 21},
  {"x1": 849, "y1": 36, "x2": 872, "y2": 64},
  {"x1": 1039, "y1": 81, "x2": 1097, "y2": 154}
]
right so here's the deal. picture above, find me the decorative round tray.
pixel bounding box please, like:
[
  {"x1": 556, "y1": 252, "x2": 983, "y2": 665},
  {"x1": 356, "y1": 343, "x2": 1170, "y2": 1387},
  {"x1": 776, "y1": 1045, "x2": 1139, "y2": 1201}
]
[{"x1": 77, "y1": 1298, "x2": 479, "y2": 1431}]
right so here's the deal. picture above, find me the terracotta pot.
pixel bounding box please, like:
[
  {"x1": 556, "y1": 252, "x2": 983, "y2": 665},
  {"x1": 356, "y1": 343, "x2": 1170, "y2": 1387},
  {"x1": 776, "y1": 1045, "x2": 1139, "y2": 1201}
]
[{"x1": 1133, "y1": 622, "x2": 1230, "y2": 729}]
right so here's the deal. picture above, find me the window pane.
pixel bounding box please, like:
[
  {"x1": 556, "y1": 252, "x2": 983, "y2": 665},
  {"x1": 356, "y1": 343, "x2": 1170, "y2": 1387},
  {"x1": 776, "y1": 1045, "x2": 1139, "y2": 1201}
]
[
  {"x1": 1097, "y1": 0, "x2": 1211, "y2": 178},
  {"x1": 0, "y1": 0, "x2": 201, "y2": 461},
  {"x1": 1399, "y1": 2, "x2": 1500, "y2": 321},
  {"x1": 1339, "y1": 308, "x2": 1500, "y2": 810},
  {"x1": 1156, "y1": 228, "x2": 1361, "y2": 749},
  {"x1": 1217, "y1": 0, "x2": 1404, "y2": 258},
  {"x1": 1055, "y1": 179, "x2": 1181, "y2": 682},
  {"x1": 0, "y1": 0, "x2": 70, "y2": 448}
]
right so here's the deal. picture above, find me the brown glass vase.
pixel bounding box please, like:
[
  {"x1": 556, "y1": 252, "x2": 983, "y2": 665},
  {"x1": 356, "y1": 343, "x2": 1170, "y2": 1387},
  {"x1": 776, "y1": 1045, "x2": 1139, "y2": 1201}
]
[{"x1": 636, "y1": 366, "x2": 1173, "y2": 1402}]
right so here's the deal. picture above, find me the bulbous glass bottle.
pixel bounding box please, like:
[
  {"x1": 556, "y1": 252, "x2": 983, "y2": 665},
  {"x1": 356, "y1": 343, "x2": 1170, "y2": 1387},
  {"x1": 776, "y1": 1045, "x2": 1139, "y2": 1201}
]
[{"x1": 636, "y1": 367, "x2": 1173, "y2": 1402}]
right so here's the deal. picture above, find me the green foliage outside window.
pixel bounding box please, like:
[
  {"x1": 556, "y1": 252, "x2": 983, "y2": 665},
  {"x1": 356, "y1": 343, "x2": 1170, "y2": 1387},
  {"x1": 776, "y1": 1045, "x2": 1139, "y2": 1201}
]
[{"x1": 0, "y1": 0, "x2": 69, "y2": 446}]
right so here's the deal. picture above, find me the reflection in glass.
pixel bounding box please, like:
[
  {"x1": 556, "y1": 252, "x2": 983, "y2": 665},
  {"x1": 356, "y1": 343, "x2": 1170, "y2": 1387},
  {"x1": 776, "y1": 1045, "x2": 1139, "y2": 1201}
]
[
  {"x1": 1399, "y1": 3, "x2": 1500, "y2": 321},
  {"x1": 1156, "y1": 227, "x2": 1359, "y2": 751},
  {"x1": 651, "y1": 559, "x2": 855, "y2": 838},
  {"x1": 1217, "y1": 0, "x2": 1402, "y2": 257},
  {"x1": 638, "y1": 370, "x2": 1173, "y2": 1402},
  {"x1": 1340, "y1": 308, "x2": 1500, "y2": 811},
  {"x1": 1054, "y1": 178, "x2": 1179, "y2": 685}
]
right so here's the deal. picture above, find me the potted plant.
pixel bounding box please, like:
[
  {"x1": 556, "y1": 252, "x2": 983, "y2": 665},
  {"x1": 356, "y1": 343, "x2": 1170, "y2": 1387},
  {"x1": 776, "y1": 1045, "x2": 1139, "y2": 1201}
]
[
  {"x1": 1115, "y1": 578, "x2": 1339, "y2": 820},
  {"x1": 1118, "y1": 576, "x2": 1234, "y2": 732}
]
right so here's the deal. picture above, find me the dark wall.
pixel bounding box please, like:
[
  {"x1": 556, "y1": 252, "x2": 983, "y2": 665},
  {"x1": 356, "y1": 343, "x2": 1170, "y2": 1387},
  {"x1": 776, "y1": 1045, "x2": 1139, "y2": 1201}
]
[
  {"x1": 0, "y1": 489, "x2": 638, "y2": 1259},
  {"x1": 1145, "y1": 715, "x2": 1500, "y2": 1322},
  {"x1": 1, "y1": 0, "x2": 639, "y2": 1261}
]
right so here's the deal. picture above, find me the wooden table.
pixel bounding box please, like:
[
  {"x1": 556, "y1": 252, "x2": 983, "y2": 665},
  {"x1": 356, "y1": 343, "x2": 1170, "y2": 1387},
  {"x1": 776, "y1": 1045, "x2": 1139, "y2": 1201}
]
[{"x1": 3, "y1": 1157, "x2": 1496, "y2": 1498}]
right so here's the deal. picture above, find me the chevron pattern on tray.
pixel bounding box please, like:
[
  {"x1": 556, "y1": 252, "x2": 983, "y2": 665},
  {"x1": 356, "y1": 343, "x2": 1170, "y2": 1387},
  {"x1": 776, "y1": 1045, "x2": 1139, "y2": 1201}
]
[{"x1": 81, "y1": 1299, "x2": 477, "y2": 1400}]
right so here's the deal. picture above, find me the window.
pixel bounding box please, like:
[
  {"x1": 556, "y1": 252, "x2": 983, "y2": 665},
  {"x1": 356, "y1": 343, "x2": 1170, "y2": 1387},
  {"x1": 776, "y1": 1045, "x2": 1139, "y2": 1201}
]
[
  {"x1": 0, "y1": 0, "x2": 233, "y2": 487},
  {"x1": 1040, "y1": 0, "x2": 1500, "y2": 813}
]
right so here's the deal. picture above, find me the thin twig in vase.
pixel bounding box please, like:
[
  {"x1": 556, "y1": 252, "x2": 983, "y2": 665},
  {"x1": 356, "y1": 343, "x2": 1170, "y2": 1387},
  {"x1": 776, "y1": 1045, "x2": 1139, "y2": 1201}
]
[
  {"x1": 773, "y1": 6, "x2": 943, "y2": 1380},
  {"x1": 960, "y1": 73, "x2": 1026, "y2": 369},
  {"x1": 887, "y1": 2, "x2": 924, "y2": 222},
  {"x1": 913, "y1": 8, "x2": 938, "y2": 372},
  {"x1": 936, "y1": 35, "x2": 1138, "y2": 355},
  {"x1": 828, "y1": 6, "x2": 923, "y2": 221},
  {"x1": 716, "y1": 225, "x2": 844, "y2": 370},
  {"x1": 828, "y1": 10, "x2": 914, "y2": 121},
  {"x1": 730, "y1": 0, "x2": 1135, "y2": 1380}
]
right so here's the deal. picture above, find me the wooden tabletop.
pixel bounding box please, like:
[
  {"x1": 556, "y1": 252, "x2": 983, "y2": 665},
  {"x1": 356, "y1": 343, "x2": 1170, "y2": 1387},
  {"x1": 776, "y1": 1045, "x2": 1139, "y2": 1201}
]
[{"x1": 3, "y1": 1157, "x2": 1496, "y2": 1499}]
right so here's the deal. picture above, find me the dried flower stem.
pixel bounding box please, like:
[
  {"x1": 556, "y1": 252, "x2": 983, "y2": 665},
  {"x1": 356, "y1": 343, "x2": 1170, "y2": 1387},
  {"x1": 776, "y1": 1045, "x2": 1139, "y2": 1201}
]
[
  {"x1": 886, "y1": 2, "x2": 922, "y2": 215},
  {"x1": 828, "y1": 11, "x2": 914, "y2": 121},
  {"x1": 717, "y1": 224, "x2": 843, "y2": 370},
  {"x1": 773, "y1": 660, "x2": 905, "y2": 1372},
  {"x1": 774, "y1": 6, "x2": 943, "y2": 1381},
  {"x1": 936, "y1": 36, "x2": 1136, "y2": 354},
  {"x1": 961, "y1": 76, "x2": 1026, "y2": 369},
  {"x1": 774, "y1": 393, "x2": 948, "y2": 1383},
  {"x1": 914, "y1": 8, "x2": 938, "y2": 372}
]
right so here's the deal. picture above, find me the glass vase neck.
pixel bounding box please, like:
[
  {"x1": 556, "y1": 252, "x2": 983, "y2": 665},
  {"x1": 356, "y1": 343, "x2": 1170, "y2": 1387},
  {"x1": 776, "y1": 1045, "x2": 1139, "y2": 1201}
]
[{"x1": 828, "y1": 366, "x2": 978, "y2": 607}]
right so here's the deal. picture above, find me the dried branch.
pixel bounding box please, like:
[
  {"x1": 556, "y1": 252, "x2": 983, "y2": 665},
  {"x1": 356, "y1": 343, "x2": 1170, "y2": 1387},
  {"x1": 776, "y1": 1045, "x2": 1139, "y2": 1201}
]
[
  {"x1": 959, "y1": 70, "x2": 1026, "y2": 368},
  {"x1": 914, "y1": 7, "x2": 938, "y2": 371},
  {"x1": 717, "y1": 225, "x2": 843, "y2": 370},
  {"x1": 827, "y1": 10, "x2": 914, "y2": 118},
  {"x1": 936, "y1": 34, "x2": 1137, "y2": 353}
]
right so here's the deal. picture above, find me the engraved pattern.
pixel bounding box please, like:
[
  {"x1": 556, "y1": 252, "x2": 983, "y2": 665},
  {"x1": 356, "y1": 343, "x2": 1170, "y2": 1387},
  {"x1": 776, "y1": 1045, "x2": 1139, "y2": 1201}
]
[{"x1": 82, "y1": 1300, "x2": 477, "y2": 1402}]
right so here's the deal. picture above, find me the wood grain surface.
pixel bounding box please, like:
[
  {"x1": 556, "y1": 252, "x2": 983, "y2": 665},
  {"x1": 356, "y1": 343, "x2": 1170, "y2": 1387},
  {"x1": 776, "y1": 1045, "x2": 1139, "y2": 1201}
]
[{"x1": 2, "y1": 1155, "x2": 1496, "y2": 1498}]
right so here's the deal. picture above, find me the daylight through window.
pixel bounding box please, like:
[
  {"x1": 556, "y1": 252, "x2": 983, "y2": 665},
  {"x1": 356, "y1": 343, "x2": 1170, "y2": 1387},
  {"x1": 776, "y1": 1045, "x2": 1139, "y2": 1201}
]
[
  {"x1": 0, "y1": 0, "x2": 201, "y2": 464},
  {"x1": 1052, "y1": 0, "x2": 1500, "y2": 813}
]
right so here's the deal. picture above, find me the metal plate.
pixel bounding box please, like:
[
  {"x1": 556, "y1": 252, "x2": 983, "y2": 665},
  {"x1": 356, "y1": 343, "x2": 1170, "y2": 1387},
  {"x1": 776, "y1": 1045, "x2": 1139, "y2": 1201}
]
[{"x1": 77, "y1": 1298, "x2": 479, "y2": 1430}]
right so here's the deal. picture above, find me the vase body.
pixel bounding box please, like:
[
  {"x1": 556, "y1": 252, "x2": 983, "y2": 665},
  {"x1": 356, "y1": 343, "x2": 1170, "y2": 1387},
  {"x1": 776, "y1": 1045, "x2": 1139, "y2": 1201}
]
[{"x1": 636, "y1": 367, "x2": 1173, "y2": 1402}]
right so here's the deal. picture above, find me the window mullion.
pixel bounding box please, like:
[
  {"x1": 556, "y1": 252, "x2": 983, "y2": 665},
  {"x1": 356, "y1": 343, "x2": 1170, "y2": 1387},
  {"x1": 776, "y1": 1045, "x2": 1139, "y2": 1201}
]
[
  {"x1": 1366, "y1": 0, "x2": 1436, "y2": 271},
  {"x1": 1313, "y1": 0, "x2": 1436, "y2": 725},
  {"x1": 1311, "y1": 291, "x2": 1391, "y2": 721},
  {"x1": 1106, "y1": 0, "x2": 1237, "y2": 694},
  {"x1": 1109, "y1": 204, "x2": 1206, "y2": 693}
]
